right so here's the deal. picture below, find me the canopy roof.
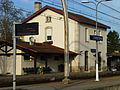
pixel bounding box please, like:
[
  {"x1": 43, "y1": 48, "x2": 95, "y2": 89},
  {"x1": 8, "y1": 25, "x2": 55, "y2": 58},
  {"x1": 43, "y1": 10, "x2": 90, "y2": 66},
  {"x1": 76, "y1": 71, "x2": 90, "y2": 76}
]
[{"x1": 0, "y1": 40, "x2": 77, "y2": 55}]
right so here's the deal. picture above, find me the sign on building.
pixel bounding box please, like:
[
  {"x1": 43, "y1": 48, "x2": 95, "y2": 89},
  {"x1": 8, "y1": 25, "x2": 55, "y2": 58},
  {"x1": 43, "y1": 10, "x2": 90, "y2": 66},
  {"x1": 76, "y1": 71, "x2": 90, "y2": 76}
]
[
  {"x1": 15, "y1": 22, "x2": 39, "y2": 36},
  {"x1": 90, "y1": 35, "x2": 103, "y2": 41},
  {"x1": 91, "y1": 49, "x2": 96, "y2": 53}
]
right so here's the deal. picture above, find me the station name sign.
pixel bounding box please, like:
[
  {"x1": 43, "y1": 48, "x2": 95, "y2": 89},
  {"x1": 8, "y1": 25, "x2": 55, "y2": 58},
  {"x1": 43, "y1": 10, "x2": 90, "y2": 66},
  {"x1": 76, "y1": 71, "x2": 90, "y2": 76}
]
[
  {"x1": 15, "y1": 22, "x2": 39, "y2": 36},
  {"x1": 90, "y1": 35, "x2": 103, "y2": 41}
]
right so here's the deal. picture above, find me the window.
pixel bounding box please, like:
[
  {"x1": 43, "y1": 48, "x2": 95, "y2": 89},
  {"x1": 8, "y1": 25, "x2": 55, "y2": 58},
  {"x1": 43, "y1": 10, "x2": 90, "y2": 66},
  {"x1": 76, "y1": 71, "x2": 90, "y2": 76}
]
[
  {"x1": 47, "y1": 36, "x2": 52, "y2": 40},
  {"x1": 94, "y1": 30, "x2": 101, "y2": 36},
  {"x1": 45, "y1": 27, "x2": 52, "y2": 41},
  {"x1": 40, "y1": 56, "x2": 46, "y2": 60},
  {"x1": 46, "y1": 16, "x2": 52, "y2": 23},
  {"x1": 94, "y1": 30, "x2": 96, "y2": 35},
  {"x1": 54, "y1": 56, "x2": 59, "y2": 61},
  {"x1": 99, "y1": 30, "x2": 102, "y2": 36},
  {"x1": 24, "y1": 54, "x2": 30, "y2": 61},
  {"x1": 99, "y1": 30, "x2": 102, "y2": 43},
  {"x1": 85, "y1": 28, "x2": 89, "y2": 42}
]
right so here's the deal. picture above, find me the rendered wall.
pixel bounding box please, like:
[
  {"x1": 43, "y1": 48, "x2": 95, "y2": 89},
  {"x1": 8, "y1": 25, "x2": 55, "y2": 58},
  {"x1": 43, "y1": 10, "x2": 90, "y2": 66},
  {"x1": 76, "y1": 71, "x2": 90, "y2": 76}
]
[{"x1": 23, "y1": 9, "x2": 107, "y2": 72}]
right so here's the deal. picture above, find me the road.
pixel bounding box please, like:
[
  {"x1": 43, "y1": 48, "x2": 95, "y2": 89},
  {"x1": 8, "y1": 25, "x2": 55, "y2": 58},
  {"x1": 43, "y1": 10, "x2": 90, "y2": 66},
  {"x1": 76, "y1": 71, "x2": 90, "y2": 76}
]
[{"x1": 1, "y1": 76, "x2": 120, "y2": 90}]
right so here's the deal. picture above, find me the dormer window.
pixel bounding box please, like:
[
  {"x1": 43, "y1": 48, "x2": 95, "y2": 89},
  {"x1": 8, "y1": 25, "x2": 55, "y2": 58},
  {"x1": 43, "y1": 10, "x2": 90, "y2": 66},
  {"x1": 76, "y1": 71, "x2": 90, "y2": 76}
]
[{"x1": 46, "y1": 16, "x2": 52, "y2": 23}]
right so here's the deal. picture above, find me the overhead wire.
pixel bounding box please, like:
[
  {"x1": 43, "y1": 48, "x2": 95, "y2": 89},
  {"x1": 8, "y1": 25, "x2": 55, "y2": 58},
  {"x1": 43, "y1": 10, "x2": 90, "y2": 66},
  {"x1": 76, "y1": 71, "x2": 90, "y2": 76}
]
[
  {"x1": 13, "y1": 0, "x2": 120, "y2": 27},
  {"x1": 68, "y1": 0, "x2": 120, "y2": 21},
  {"x1": 95, "y1": 0, "x2": 120, "y2": 14},
  {"x1": 38, "y1": 0, "x2": 120, "y2": 26}
]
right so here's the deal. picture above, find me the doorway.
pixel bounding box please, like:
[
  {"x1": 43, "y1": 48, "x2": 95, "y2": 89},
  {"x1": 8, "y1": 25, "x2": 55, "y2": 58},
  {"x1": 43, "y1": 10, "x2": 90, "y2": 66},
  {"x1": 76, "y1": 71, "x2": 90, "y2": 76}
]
[
  {"x1": 85, "y1": 51, "x2": 88, "y2": 71},
  {"x1": 98, "y1": 52, "x2": 101, "y2": 71}
]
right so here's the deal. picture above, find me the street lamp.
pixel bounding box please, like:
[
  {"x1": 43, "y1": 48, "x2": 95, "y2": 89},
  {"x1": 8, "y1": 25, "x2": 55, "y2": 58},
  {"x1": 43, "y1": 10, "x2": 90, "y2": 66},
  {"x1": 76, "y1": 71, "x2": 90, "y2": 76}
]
[{"x1": 81, "y1": 0, "x2": 111, "y2": 81}]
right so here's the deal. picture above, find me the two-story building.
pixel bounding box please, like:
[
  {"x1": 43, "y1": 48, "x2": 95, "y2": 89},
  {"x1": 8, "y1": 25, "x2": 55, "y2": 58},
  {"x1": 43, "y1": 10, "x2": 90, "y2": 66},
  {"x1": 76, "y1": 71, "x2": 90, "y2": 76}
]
[
  {"x1": 0, "y1": 2, "x2": 110, "y2": 75},
  {"x1": 22, "y1": 2, "x2": 110, "y2": 72}
]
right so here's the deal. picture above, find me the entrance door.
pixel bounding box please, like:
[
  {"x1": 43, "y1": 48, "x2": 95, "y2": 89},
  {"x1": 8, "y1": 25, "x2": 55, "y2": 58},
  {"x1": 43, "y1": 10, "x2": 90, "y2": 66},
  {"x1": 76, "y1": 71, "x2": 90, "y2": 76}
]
[
  {"x1": 85, "y1": 51, "x2": 88, "y2": 71},
  {"x1": 98, "y1": 52, "x2": 101, "y2": 71}
]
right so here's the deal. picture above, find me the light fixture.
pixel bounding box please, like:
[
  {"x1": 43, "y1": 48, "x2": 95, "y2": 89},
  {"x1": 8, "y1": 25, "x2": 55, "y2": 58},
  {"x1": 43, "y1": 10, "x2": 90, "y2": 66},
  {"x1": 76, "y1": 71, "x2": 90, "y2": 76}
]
[
  {"x1": 103, "y1": 0, "x2": 112, "y2": 1},
  {"x1": 81, "y1": 0, "x2": 89, "y2": 3}
]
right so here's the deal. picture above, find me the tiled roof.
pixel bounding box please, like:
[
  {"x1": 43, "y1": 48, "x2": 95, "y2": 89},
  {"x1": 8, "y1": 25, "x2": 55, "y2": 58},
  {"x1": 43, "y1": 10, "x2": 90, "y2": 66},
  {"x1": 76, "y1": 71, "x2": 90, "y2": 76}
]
[
  {"x1": 0, "y1": 40, "x2": 77, "y2": 55},
  {"x1": 22, "y1": 5, "x2": 110, "y2": 29}
]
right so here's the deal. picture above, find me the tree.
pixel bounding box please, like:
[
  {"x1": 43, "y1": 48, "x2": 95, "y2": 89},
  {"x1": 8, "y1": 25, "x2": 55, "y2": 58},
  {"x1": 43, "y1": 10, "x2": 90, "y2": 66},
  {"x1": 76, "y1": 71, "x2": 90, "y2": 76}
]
[
  {"x1": 107, "y1": 30, "x2": 120, "y2": 54},
  {"x1": 0, "y1": 0, "x2": 25, "y2": 40}
]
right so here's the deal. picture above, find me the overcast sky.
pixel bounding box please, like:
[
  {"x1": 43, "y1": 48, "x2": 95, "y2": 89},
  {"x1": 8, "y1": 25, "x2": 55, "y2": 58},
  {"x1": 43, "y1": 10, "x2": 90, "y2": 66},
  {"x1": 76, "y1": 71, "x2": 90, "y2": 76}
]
[{"x1": 11, "y1": 0, "x2": 120, "y2": 33}]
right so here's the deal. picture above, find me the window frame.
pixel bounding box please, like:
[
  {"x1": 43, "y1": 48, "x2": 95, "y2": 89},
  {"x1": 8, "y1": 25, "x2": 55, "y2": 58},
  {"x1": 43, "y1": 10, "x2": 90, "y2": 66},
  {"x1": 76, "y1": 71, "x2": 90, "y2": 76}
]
[
  {"x1": 46, "y1": 16, "x2": 52, "y2": 23},
  {"x1": 85, "y1": 28, "x2": 89, "y2": 42},
  {"x1": 45, "y1": 26, "x2": 53, "y2": 41}
]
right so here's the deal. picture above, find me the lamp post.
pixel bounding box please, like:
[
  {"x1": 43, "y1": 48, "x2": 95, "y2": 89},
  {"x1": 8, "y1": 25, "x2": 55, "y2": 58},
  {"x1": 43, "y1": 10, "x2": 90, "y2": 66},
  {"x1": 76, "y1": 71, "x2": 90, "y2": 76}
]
[{"x1": 81, "y1": 0, "x2": 111, "y2": 81}]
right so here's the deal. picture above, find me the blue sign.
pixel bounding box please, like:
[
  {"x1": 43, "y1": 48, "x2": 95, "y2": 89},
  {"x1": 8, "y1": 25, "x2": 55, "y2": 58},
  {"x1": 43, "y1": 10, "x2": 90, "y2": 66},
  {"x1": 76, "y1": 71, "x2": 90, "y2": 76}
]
[
  {"x1": 91, "y1": 49, "x2": 96, "y2": 53},
  {"x1": 90, "y1": 35, "x2": 103, "y2": 41}
]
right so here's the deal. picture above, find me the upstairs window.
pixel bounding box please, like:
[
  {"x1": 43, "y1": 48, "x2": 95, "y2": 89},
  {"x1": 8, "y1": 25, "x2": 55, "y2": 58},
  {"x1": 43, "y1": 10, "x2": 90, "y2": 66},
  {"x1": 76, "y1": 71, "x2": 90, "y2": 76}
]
[
  {"x1": 45, "y1": 27, "x2": 52, "y2": 41},
  {"x1": 94, "y1": 30, "x2": 96, "y2": 35},
  {"x1": 47, "y1": 36, "x2": 52, "y2": 40},
  {"x1": 99, "y1": 30, "x2": 102, "y2": 36},
  {"x1": 99, "y1": 30, "x2": 102, "y2": 43},
  {"x1": 85, "y1": 28, "x2": 89, "y2": 42},
  {"x1": 46, "y1": 16, "x2": 52, "y2": 23},
  {"x1": 94, "y1": 30, "x2": 101, "y2": 36}
]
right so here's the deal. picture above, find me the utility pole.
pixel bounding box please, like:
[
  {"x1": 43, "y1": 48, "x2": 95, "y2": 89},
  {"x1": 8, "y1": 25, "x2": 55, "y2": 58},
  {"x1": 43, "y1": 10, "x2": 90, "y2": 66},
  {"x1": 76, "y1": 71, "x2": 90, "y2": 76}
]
[
  {"x1": 61, "y1": 0, "x2": 70, "y2": 84},
  {"x1": 13, "y1": 22, "x2": 16, "y2": 90}
]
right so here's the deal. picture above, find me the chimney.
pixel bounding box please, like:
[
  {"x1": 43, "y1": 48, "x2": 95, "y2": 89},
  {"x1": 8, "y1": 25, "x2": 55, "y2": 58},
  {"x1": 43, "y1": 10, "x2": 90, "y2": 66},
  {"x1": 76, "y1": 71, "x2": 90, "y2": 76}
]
[{"x1": 34, "y1": 2, "x2": 42, "y2": 12}]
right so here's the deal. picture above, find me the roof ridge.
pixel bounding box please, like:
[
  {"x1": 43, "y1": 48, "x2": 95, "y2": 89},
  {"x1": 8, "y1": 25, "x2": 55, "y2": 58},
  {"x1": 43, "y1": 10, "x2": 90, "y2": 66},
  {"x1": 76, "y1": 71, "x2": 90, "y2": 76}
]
[{"x1": 21, "y1": 5, "x2": 110, "y2": 29}]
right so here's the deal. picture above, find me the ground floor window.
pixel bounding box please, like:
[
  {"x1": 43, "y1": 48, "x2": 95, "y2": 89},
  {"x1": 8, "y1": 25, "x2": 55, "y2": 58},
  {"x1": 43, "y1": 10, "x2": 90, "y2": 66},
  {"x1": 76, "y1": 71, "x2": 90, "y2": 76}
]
[{"x1": 23, "y1": 54, "x2": 30, "y2": 61}]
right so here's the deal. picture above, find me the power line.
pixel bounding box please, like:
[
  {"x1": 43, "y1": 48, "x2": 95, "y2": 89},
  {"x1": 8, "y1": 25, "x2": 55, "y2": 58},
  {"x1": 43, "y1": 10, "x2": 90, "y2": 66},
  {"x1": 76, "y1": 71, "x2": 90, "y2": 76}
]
[
  {"x1": 95, "y1": 0, "x2": 120, "y2": 14},
  {"x1": 38, "y1": 0, "x2": 120, "y2": 26},
  {"x1": 14, "y1": 0, "x2": 120, "y2": 27},
  {"x1": 68, "y1": 0, "x2": 120, "y2": 21}
]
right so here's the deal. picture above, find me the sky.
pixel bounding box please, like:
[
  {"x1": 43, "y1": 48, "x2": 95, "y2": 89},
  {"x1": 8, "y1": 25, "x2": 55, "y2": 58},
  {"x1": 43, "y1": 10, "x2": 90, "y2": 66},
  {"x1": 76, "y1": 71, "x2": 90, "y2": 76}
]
[{"x1": 11, "y1": 0, "x2": 120, "y2": 34}]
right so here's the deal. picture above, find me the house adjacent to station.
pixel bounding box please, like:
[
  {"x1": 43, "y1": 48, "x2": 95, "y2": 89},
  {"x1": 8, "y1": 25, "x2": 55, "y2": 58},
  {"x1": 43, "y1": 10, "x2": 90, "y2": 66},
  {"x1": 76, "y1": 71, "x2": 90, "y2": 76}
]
[{"x1": 0, "y1": 2, "x2": 110, "y2": 75}]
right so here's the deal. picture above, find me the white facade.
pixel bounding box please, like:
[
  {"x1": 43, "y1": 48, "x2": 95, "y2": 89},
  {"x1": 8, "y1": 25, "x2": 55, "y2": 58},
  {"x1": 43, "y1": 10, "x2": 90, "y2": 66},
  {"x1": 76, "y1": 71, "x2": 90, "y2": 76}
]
[
  {"x1": 0, "y1": 6, "x2": 108, "y2": 75},
  {"x1": 23, "y1": 8, "x2": 107, "y2": 72}
]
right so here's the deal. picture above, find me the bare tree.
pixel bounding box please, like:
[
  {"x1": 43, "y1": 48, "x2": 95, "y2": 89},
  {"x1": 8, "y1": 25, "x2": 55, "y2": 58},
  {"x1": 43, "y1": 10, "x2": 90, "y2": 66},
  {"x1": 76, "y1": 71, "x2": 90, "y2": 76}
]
[{"x1": 0, "y1": 0, "x2": 25, "y2": 40}]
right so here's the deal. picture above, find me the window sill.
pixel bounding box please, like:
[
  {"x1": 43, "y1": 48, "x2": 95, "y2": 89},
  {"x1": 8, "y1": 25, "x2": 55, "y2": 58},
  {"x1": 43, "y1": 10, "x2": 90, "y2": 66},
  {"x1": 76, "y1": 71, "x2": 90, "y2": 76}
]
[{"x1": 44, "y1": 41, "x2": 53, "y2": 44}]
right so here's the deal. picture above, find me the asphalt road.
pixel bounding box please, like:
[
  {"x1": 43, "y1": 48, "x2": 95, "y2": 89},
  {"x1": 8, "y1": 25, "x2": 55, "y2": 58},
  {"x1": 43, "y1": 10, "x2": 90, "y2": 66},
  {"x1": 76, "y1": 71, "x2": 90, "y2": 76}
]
[{"x1": 1, "y1": 76, "x2": 120, "y2": 90}]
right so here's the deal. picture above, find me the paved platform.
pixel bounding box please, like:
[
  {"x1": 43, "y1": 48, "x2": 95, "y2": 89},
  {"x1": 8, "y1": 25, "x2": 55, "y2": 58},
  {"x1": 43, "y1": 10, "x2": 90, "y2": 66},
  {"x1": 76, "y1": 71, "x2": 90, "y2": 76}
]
[
  {"x1": 0, "y1": 72, "x2": 120, "y2": 90},
  {"x1": 1, "y1": 75, "x2": 120, "y2": 90}
]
